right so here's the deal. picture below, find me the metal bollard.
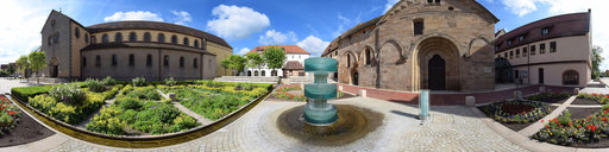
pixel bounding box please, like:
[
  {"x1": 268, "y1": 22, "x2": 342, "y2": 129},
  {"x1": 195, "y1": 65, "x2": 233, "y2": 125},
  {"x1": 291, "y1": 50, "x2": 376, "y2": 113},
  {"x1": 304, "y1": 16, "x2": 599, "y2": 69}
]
[{"x1": 419, "y1": 90, "x2": 430, "y2": 121}]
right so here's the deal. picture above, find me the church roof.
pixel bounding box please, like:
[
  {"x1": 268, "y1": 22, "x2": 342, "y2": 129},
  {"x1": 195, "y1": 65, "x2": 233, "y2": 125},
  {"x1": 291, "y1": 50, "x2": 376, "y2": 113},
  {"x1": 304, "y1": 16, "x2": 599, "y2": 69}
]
[
  {"x1": 249, "y1": 45, "x2": 310, "y2": 55},
  {"x1": 283, "y1": 61, "x2": 304, "y2": 70}
]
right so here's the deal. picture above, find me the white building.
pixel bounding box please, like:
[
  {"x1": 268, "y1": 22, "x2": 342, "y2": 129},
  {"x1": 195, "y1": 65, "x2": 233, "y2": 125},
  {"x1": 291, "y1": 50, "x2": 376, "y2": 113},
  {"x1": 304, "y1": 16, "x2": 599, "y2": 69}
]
[{"x1": 245, "y1": 45, "x2": 310, "y2": 77}]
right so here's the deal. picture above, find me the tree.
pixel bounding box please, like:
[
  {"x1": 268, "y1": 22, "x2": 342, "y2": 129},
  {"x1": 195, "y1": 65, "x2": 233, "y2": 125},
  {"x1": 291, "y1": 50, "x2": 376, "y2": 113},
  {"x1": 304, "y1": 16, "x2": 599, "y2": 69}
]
[
  {"x1": 262, "y1": 46, "x2": 286, "y2": 70},
  {"x1": 6, "y1": 64, "x2": 15, "y2": 75},
  {"x1": 220, "y1": 55, "x2": 247, "y2": 76},
  {"x1": 592, "y1": 46, "x2": 604, "y2": 79},
  {"x1": 15, "y1": 56, "x2": 29, "y2": 82},
  {"x1": 28, "y1": 51, "x2": 47, "y2": 84},
  {"x1": 245, "y1": 52, "x2": 264, "y2": 69}
]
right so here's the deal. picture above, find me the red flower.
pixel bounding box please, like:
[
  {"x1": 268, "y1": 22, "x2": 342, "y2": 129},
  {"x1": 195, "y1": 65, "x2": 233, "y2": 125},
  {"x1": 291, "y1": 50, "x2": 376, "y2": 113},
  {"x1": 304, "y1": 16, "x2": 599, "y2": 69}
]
[
  {"x1": 545, "y1": 126, "x2": 549, "y2": 129},
  {"x1": 568, "y1": 122, "x2": 573, "y2": 126},
  {"x1": 578, "y1": 126, "x2": 583, "y2": 129},
  {"x1": 7, "y1": 111, "x2": 16, "y2": 115},
  {"x1": 540, "y1": 120, "x2": 544, "y2": 123},
  {"x1": 603, "y1": 117, "x2": 608, "y2": 122}
]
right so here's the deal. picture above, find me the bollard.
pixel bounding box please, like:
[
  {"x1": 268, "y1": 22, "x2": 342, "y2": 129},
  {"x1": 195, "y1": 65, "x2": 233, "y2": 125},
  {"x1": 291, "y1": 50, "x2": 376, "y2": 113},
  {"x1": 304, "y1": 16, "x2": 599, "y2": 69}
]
[
  {"x1": 514, "y1": 91, "x2": 522, "y2": 100},
  {"x1": 419, "y1": 90, "x2": 430, "y2": 121},
  {"x1": 359, "y1": 89, "x2": 367, "y2": 98},
  {"x1": 465, "y1": 96, "x2": 476, "y2": 107}
]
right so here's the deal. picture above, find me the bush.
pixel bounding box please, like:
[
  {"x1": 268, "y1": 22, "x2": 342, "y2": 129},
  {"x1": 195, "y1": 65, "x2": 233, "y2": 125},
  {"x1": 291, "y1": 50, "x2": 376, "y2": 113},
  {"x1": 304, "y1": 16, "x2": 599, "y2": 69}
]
[
  {"x1": 132, "y1": 77, "x2": 146, "y2": 87},
  {"x1": 11, "y1": 85, "x2": 53, "y2": 101},
  {"x1": 118, "y1": 97, "x2": 141, "y2": 110},
  {"x1": 83, "y1": 79, "x2": 106, "y2": 92},
  {"x1": 102, "y1": 76, "x2": 117, "y2": 86},
  {"x1": 164, "y1": 77, "x2": 177, "y2": 86},
  {"x1": 85, "y1": 105, "x2": 125, "y2": 135},
  {"x1": 0, "y1": 95, "x2": 21, "y2": 135},
  {"x1": 49, "y1": 84, "x2": 85, "y2": 105}
]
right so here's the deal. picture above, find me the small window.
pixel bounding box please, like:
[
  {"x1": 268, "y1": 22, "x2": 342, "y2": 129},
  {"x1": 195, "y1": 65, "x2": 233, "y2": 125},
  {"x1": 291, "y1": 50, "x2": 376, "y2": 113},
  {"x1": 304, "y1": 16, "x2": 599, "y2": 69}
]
[
  {"x1": 95, "y1": 55, "x2": 101, "y2": 67},
  {"x1": 509, "y1": 51, "x2": 513, "y2": 59},
  {"x1": 85, "y1": 33, "x2": 89, "y2": 43},
  {"x1": 193, "y1": 58, "x2": 198, "y2": 68},
  {"x1": 550, "y1": 41, "x2": 557, "y2": 53},
  {"x1": 413, "y1": 19, "x2": 424, "y2": 35},
  {"x1": 194, "y1": 40, "x2": 199, "y2": 48},
  {"x1": 47, "y1": 36, "x2": 52, "y2": 46},
  {"x1": 504, "y1": 52, "x2": 508, "y2": 58},
  {"x1": 144, "y1": 32, "x2": 151, "y2": 42},
  {"x1": 82, "y1": 57, "x2": 87, "y2": 67},
  {"x1": 518, "y1": 35, "x2": 525, "y2": 42},
  {"x1": 179, "y1": 56, "x2": 185, "y2": 68},
  {"x1": 522, "y1": 47, "x2": 527, "y2": 57},
  {"x1": 347, "y1": 55, "x2": 351, "y2": 67},
  {"x1": 541, "y1": 27, "x2": 550, "y2": 35},
  {"x1": 74, "y1": 28, "x2": 80, "y2": 39},
  {"x1": 54, "y1": 33, "x2": 60, "y2": 44},
  {"x1": 111, "y1": 54, "x2": 117, "y2": 66},
  {"x1": 427, "y1": 0, "x2": 433, "y2": 3},
  {"x1": 435, "y1": 0, "x2": 440, "y2": 3},
  {"x1": 129, "y1": 32, "x2": 137, "y2": 42},
  {"x1": 102, "y1": 34, "x2": 109, "y2": 43},
  {"x1": 540, "y1": 43, "x2": 546, "y2": 54},
  {"x1": 158, "y1": 33, "x2": 165, "y2": 43},
  {"x1": 183, "y1": 37, "x2": 189, "y2": 46},
  {"x1": 516, "y1": 49, "x2": 520, "y2": 58},
  {"x1": 164, "y1": 55, "x2": 169, "y2": 67},
  {"x1": 91, "y1": 36, "x2": 96, "y2": 44},
  {"x1": 146, "y1": 54, "x2": 152, "y2": 67},
  {"x1": 115, "y1": 33, "x2": 123, "y2": 42},
  {"x1": 129, "y1": 54, "x2": 135, "y2": 66},
  {"x1": 171, "y1": 35, "x2": 178, "y2": 44},
  {"x1": 530, "y1": 45, "x2": 536, "y2": 55}
]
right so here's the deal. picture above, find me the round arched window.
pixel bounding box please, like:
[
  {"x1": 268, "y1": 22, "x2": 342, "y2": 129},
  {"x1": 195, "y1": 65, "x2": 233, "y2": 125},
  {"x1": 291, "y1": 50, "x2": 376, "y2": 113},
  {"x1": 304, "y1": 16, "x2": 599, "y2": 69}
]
[{"x1": 562, "y1": 70, "x2": 579, "y2": 85}]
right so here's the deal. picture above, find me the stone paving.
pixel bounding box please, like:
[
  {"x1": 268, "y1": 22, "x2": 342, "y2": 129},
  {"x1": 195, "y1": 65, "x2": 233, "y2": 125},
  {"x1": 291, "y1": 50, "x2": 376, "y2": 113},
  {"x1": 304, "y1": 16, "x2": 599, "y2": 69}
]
[{"x1": 0, "y1": 78, "x2": 40, "y2": 94}]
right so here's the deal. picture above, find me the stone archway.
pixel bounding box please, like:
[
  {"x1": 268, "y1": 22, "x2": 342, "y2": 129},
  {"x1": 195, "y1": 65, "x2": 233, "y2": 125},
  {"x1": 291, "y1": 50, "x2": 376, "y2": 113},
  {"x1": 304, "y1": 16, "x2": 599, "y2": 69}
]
[
  {"x1": 416, "y1": 37, "x2": 460, "y2": 91},
  {"x1": 49, "y1": 57, "x2": 59, "y2": 78},
  {"x1": 254, "y1": 71, "x2": 259, "y2": 76},
  {"x1": 248, "y1": 70, "x2": 252, "y2": 76},
  {"x1": 271, "y1": 70, "x2": 277, "y2": 76}
]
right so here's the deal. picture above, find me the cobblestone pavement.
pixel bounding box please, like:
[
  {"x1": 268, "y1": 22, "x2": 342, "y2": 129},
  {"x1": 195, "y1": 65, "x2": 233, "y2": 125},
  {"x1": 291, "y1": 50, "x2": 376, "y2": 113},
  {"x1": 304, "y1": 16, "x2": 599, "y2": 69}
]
[
  {"x1": 45, "y1": 97, "x2": 528, "y2": 152},
  {"x1": 0, "y1": 78, "x2": 38, "y2": 94}
]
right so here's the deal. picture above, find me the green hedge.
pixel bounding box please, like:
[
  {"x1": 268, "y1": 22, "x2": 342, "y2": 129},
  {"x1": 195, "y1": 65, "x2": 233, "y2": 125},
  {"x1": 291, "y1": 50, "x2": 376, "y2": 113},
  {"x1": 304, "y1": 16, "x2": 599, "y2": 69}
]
[{"x1": 11, "y1": 85, "x2": 53, "y2": 101}]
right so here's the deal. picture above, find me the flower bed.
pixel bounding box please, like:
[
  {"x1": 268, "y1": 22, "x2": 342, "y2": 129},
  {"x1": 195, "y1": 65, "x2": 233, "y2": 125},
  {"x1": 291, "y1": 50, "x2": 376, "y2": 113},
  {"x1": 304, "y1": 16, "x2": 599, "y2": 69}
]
[
  {"x1": 526, "y1": 92, "x2": 572, "y2": 103},
  {"x1": 0, "y1": 95, "x2": 21, "y2": 135},
  {"x1": 480, "y1": 100, "x2": 552, "y2": 124},
  {"x1": 27, "y1": 83, "x2": 123, "y2": 124},
  {"x1": 532, "y1": 104, "x2": 609, "y2": 147},
  {"x1": 273, "y1": 85, "x2": 306, "y2": 101},
  {"x1": 577, "y1": 93, "x2": 608, "y2": 104},
  {"x1": 159, "y1": 82, "x2": 271, "y2": 120}
]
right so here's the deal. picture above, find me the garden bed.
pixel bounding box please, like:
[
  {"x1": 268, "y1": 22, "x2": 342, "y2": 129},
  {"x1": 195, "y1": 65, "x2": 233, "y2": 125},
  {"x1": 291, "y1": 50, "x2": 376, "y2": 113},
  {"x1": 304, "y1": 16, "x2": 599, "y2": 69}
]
[
  {"x1": 0, "y1": 95, "x2": 54, "y2": 147},
  {"x1": 478, "y1": 100, "x2": 554, "y2": 132},
  {"x1": 526, "y1": 92, "x2": 571, "y2": 104},
  {"x1": 565, "y1": 107, "x2": 603, "y2": 121},
  {"x1": 572, "y1": 98, "x2": 601, "y2": 105},
  {"x1": 159, "y1": 81, "x2": 272, "y2": 120}
]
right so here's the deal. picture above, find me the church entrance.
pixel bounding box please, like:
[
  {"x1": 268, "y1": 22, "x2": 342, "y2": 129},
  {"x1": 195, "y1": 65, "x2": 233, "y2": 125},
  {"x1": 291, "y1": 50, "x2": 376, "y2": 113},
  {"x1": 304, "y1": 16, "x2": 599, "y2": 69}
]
[
  {"x1": 428, "y1": 55, "x2": 445, "y2": 90},
  {"x1": 352, "y1": 72, "x2": 359, "y2": 86},
  {"x1": 50, "y1": 65, "x2": 58, "y2": 78}
]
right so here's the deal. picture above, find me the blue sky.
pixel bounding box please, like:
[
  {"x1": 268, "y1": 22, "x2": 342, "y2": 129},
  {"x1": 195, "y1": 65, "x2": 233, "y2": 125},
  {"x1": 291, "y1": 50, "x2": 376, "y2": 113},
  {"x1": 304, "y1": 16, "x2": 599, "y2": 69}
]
[{"x1": 0, "y1": 0, "x2": 607, "y2": 70}]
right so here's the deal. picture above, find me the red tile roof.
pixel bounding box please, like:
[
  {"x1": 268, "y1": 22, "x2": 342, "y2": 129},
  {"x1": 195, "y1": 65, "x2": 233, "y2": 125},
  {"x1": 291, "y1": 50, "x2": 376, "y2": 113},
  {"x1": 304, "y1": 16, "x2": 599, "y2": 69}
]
[
  {"x1": 248, "y1": 45, "x2": 310, "y2": 55},
  {"x1": 283, "y1": 61, "x2": 304, "y2": 70}
]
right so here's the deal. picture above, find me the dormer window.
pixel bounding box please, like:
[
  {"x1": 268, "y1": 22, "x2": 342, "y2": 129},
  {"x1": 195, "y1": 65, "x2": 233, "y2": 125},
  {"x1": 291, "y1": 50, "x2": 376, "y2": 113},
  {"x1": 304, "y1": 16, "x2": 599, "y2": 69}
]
[
  {"x1": 507, "y1": 40, "x2": 512, "y2": 46},
  {"x1": 541, "y1": 27, "x2": 550, "y2": 35},
  {"x1": 518, "y1": 35, "x2": 525, "y2": 42}
]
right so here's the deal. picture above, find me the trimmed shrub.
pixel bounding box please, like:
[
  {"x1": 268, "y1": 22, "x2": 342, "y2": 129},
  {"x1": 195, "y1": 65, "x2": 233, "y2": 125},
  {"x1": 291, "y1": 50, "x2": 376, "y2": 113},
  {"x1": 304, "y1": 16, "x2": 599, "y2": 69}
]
[
  {"x1": 101, "y1": 76, "x2": 117, "y2": 86},
  {"x1": 83, "y1": 79, "x2": 106, "y2": 92},
  {"x1": 118, "y1": 97, "x2": 141, "y2": 110},
  {"x1": 164, "y1": 77, "x2": 177, "y2": 86},
  {"x1": 11, "y1": 85, "x2": 53, "y2": 101}
]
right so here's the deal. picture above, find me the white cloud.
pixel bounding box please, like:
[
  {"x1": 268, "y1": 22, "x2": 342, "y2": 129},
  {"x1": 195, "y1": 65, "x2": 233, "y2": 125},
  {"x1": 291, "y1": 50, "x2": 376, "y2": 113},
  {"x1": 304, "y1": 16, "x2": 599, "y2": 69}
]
[
  {"x1": 206, "y1": 5, "x2": 270, "y2": 40},
  {"x1": 499, "y1": 0, "x2": 549, "y2": 17},
  {"x1": 297, "y1": 35, "x2": 330, "y2": 57},
  {"x1": 0, "y1": 0, "x2": 82, "y2": 64},
  {"x1": 258, "y1": 30, "x2": 297, "y2": 45},
  {"x1": 171, "y1": 10, "x2": 192, "y2": 25},
  {"x1": 104, "y1": 11, "x2": 163, "y2": 22},
  {"x1": 237, "y1": 48, "x2": 251, "y2": 55},
  {"x1": 384, "y1": 0, "x2": 400, "y2": 13}
]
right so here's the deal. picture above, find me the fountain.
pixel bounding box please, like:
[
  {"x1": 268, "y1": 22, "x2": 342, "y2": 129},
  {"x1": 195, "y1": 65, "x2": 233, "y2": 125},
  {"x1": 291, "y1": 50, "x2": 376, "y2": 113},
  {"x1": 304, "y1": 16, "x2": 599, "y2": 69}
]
[
  {"x1": 275, "y1": 57, "x2": 384, "y2": 146},
  {"x1": 303, "y1": 57, "x2": 338, "y2": 125}
]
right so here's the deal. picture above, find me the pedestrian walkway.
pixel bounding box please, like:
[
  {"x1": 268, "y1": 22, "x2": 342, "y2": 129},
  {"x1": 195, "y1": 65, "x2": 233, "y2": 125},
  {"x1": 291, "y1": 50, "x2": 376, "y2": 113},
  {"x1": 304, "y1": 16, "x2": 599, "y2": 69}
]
[{"x1": 157, "y1": 89, "x2": 214, "y2": 125}]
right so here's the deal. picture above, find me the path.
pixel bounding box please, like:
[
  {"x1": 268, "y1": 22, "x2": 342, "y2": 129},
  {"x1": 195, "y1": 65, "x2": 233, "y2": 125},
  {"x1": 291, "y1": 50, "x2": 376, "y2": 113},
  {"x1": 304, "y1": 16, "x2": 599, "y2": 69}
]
[{"x1": 157, "y1": 89, "x2": 214, "y2": 125}]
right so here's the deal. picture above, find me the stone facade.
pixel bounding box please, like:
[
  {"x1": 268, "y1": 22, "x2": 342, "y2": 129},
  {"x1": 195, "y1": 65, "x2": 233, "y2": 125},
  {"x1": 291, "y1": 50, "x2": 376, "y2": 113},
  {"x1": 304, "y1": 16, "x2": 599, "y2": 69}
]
[
  {"x1": 40, "y1": 10, "x2": 229, "y2": 81},
  {"x1": 323, "y1": 0, "x2": 497, "y2": 91}
]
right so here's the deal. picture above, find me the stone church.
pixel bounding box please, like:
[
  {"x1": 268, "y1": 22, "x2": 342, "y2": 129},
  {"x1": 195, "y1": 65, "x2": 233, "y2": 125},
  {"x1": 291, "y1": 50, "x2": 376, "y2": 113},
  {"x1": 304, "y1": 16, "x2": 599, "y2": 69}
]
[{"x1": 322, "y1": 0, "x2": 497, "y2": 91}]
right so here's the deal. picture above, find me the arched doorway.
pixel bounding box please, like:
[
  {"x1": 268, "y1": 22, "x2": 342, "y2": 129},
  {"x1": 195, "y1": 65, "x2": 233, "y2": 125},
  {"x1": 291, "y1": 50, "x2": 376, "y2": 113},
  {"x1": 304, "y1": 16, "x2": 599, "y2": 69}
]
[
  {"x1": 428, "y1": 55, "x2": 446, "y2": 90},
  {"x1": 254, "y1": 71, "x2": 259, "y2": 76},
  {"x1": 261, "y1": 70, "x2": 266, "y2": 76},
  {"x1": 271, "y1": 70, "x2": 277, "y2": 76},
  {"x1": 248, "y1": 70, "x2": 252, "y2": 76},
  {"x1": 416, "y1": 37, "x2": 460, "y2": 90},
  {"x1": 352, "y1": 72, "x2": 359, "y2": 86}
]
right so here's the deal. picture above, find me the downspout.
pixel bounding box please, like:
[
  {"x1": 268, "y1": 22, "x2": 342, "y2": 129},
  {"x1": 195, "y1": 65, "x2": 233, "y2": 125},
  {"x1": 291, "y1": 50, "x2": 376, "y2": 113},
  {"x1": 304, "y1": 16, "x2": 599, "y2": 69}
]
[{"x1": 375, "y1": 29, "x2": 381, "y2": 88}]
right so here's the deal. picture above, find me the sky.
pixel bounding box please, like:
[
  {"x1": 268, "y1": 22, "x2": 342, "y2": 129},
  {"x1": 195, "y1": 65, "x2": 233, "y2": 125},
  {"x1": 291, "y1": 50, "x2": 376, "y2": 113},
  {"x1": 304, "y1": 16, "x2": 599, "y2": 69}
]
[{"x1": 0, "y1": 0, "x2": 607, "y2": 70}]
